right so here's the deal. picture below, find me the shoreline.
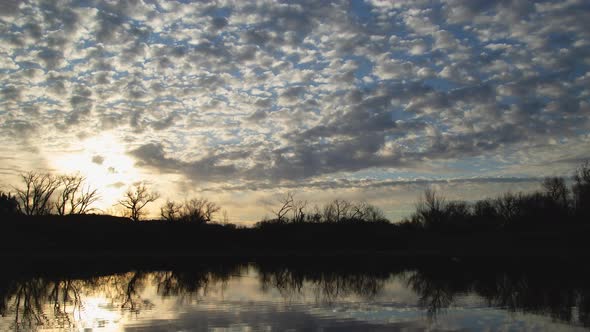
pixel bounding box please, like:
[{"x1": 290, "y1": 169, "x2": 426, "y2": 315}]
[{"x1": 1, "y1": 247, "x2": 587, "y2": 260}]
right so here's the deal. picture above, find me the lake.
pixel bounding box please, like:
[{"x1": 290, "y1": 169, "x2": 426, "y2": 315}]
[{"x1": 1, "y1": 257, "x2": 589, "y2": 331}]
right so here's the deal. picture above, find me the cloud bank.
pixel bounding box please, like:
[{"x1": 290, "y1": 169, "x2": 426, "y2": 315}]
[{"x1": 1, "y1": 0, "x2": 589, "y2": 220}]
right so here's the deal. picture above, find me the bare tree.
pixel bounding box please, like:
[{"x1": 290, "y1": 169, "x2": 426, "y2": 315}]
[
  {"x1": 333, "y1": 199, "x2": 351, "y2": 222},
  {"x1": 54, "y1": 174, "x2": 99, "y2": 215},
  {"x1": 180, "y1": 198, "x2": 220, "y2": 224},
  {"x1": 202, "y1": 201, "x2": 220, "y2": 222},
  {"x1": 542, "y1": 176, "x2": 569, "y2": 208},
  {"x1": 118, "y1": 183, "x2": 160, "y2": 222},
  {"x1": 414, "y1": 188, "x2": 446, "y2": 227},
  {"x1": 321, "y1": 200, "x2": 386, "y2": 223},
  {"x1": 160, "y1": 200, "x2": 182, "y2": 221},
  {"x1": 273, "y1": 192, "x2": 294, "y2": 223},
  {"x1": 353, "y1": 202, "x2": 387, "y2": 222},
  {"x1": 322, "y1": 201, "x2": 337, "y2": 223},
  {"x1": 14, "y1": 172, "x2": 61, "y2": 215},
  {"x1": 422, "y1": 189, "x2": 445, "y2": 214},
  {"x1": 55, "y1": 175, "x2": 79, "y2": 216},
  {"x1": 323, "y1": 199, "x2": 352, "y2": 223},
  {"x1": 76, "y1": 183, "x2": 100, "y2": 214},
  {"x1": 292, "y1": 199, "x2": 307, "y2": 223},
  {"x1": 573, "y1": 161, "x2": 590, "y2": 215},
  {"x1": 349, "y1": 201, "x2": 368, "y2": 220},
  {"x1": 307, "y1": 204, "x2": 323, "y2": 223},
  {"x1": 494, "y1": 192, "x2": 519, "y2": 224}
]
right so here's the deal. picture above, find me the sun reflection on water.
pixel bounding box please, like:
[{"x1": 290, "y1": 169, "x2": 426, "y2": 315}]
[{"x1": 1, "y1": 266, "x2": 588, "y2": 331}]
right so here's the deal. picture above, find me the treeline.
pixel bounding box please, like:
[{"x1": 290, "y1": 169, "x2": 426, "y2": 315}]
[
  {"x1": 398, "y1": 161, "x2": 590, "y2": 232},
  {"x1": 1, "y1": 161, "x2": 589, "y2": 233},
  {"x1": 257, "y1": 192, "x2": 389, "y2": 225},
  {"x1": 0, "y1": 172, "x2": 224, "y2": 224},
  {"x1": 0, "y1": 172, "x2": 98, "y2": 216},
  {"x1": 253, "y1": 161, "x2": 590, "y2": 232}
]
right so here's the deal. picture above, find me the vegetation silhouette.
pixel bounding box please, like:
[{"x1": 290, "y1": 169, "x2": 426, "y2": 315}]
[
  {"x1": 256, "y1": 259, "x2": 393, "y2": 304},
  {"x1": 0, "y1": 192, "x2": 18, "y2": 216},
  {"x1": 398, "y1": 161, "x2": 590, "y2": 232},
  {"x1": 54, "y1": 174, "x2": 99, "y2": 215},
  {"x1": 9, "y1": 172, "x2": 99, "y2": 216},
  {"x1": 13, "y1": 172, "x2": 61, "y2": 216},
  {"x1": 117, "y1": 183, "x2": 159, "y2": 222},
  {"x1": 573, "y1": 161, "x2": 590, "y2": 220},
  {"x1": 0, "y1": 161, "x2": 589, "y2": 256},
  {"x1": 160, "y1": 197, "x2": 221, "y2": 224},
  {"x1": 1, "y1": 259, "x2": 590, "y2": 329},
  {"x1": 262, "y1": 192, "x2": 388, "y2": 225},
  {"x1": 404, "y1": 259, "x2": 590, "y2": 325},
  {"x1": 0, "y1": 261, "x2": 245, "y2": 330}
]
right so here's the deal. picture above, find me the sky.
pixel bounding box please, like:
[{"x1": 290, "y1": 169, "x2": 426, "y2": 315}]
[{"x1": 1, "y1": 0, "x2": 589, "y2": 224}]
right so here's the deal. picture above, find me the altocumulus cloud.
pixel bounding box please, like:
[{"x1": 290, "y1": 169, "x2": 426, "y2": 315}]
[{"x1": 1, "y1": 0, "x2": 589, "y2": 193}]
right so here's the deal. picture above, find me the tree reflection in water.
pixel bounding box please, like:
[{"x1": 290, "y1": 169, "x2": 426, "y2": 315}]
[
  {"x1": 404, "y1": 261, "x2": 590, "y2": 326},
  {"x1": 0, "y1": 273, "x2": 143, "y2": 330},
  {"x1": 258, "y1": 266, "x2": 387, "y2": 305},
  {"x1": 1, "y1": 260, "x2": 590, "y2": 330}
]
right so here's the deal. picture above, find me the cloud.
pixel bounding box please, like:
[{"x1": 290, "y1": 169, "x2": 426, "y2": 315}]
[
  {"x1": 210, "y1": 16, "x2": 229, "y2": 30},
  {"x1": 150, "y1": 113, "x2": 178, "y2": 131},
  {"x1": 130, "y1": 143, "x2": 180, "y2": 171},
  {"x1": 199, "y1": 175, "x2": 544, "y2": 193},
  {"x1": 91, "y1": 155, "x2": 104, "y2": 165},
  {"x1": 0, "y1": 0, "x2": 588, "y2": 201},
  {"x1": 1, "y1": 85, "x2": 21, "y2": 101},
  {"x1": 130, "y1": 143, "x2": 239, "y2": 182},
  {"x1": 108, "y1": 181, "x2": 125, "y2": 188}
]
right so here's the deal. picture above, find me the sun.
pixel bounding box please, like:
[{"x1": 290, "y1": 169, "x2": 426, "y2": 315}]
[{"x1": 50, "y1": 132, "x2": 142, "y2": 212}]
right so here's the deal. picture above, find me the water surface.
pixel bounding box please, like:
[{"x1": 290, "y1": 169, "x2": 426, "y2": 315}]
[{"x1": 1, "y1": 259, "x2": 589, "y2": 331}]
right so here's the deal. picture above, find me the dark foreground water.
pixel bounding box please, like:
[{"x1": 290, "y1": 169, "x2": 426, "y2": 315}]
[{"x1": 1, "y1": 258, "x2": 589, "y2": 331}]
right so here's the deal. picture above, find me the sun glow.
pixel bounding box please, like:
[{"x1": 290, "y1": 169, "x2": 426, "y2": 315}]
[{"x1": 51, "y1": 133, "x2": 141, "y2": 212}]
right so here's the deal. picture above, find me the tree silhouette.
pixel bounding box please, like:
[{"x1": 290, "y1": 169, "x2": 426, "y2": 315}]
[
  {"x1": 412, "y1": 188, "x2": 446, "y2": 229},
  {"x1": 323, "y1": 199, "x2": 352, "y2": 223},
  {"x1": 542, "y1": 176, "x2": 569, "y2": 209},
  {"x1": 260, "y1": 194, "x2": 387, "y2": 225},
  {"x1": 180, "y1": 198, "x2": 220, "y2": 224},
  {"x1": 272, "y1": 192, "x2": 294, "y2": 223},
  {"x1": 160, "y1": 199, "x2": 181, "y2": 221},
  {"x1": 573, "y1": 161, "x2": 590, "y2": 218},
  {"x1": 118, "y1": 183, "x2": 159, "y2": 222},
  {"x1": 0, "y1": 191, "x2": 18, "y2": 216},
  {"x1": 14, "y1": 172, "x2": 61, "y2": 216},
  {"x1": 54, "y1": 174, "x2": 99, "y2": 215},
  {"x1": 292, "y1": 198, "x2": 307, "y2": 223}
]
